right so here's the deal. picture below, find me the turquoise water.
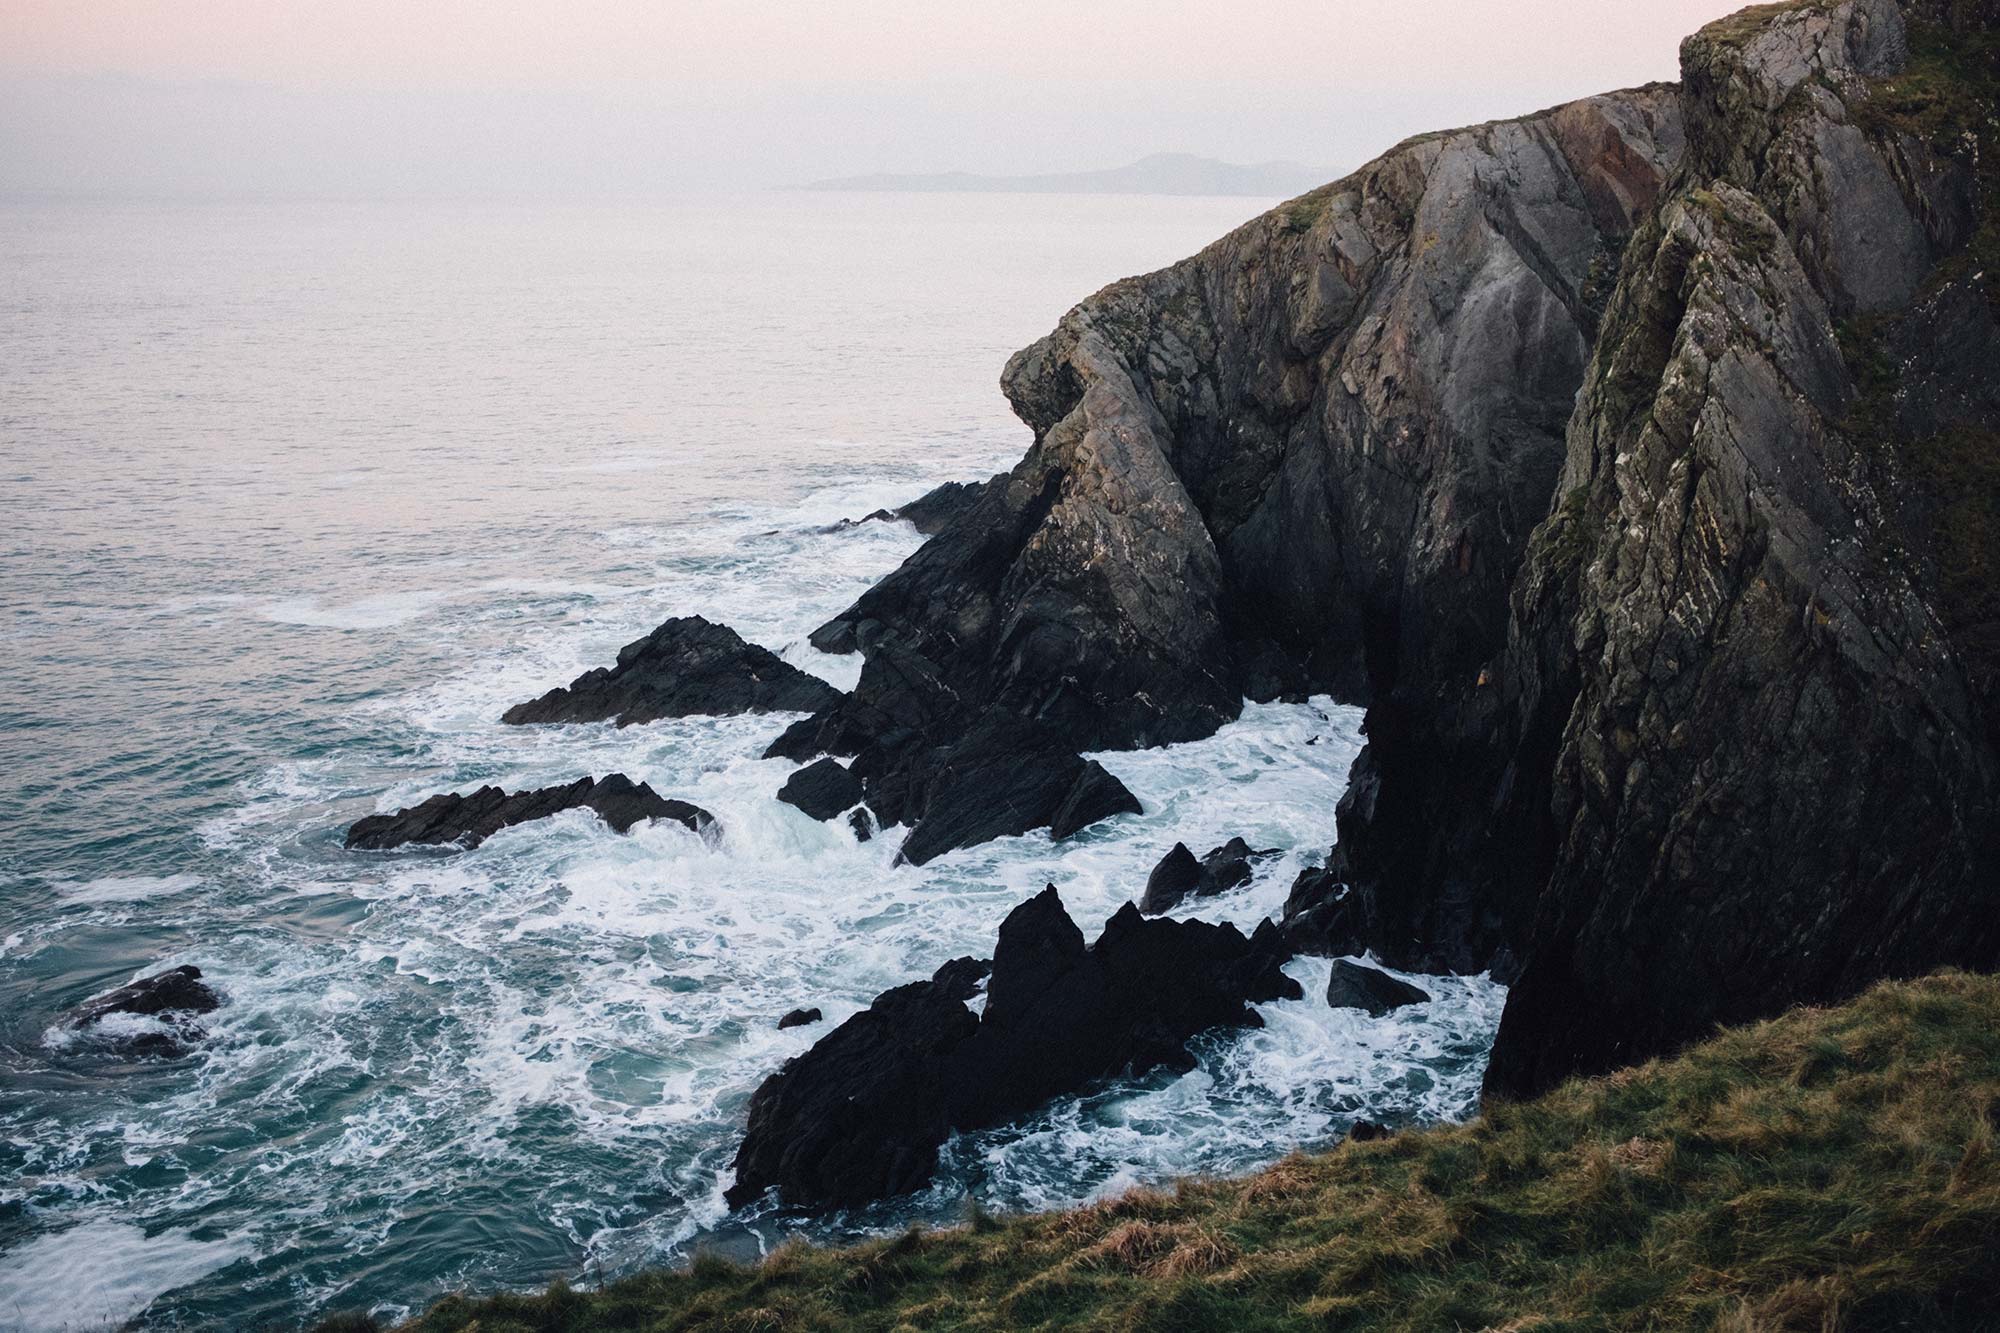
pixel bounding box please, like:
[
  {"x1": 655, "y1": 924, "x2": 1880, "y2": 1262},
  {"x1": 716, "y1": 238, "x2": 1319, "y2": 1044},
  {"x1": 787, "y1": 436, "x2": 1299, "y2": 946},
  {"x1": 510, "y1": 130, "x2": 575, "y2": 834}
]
[{"x1": 0, "y1": 193, "x2": 1503, "y2": 1329}]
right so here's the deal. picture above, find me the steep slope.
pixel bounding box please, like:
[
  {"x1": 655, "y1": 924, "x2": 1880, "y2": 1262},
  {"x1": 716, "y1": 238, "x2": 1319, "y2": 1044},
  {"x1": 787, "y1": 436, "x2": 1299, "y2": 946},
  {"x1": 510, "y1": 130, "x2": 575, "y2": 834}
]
[
  {"x1": 791, "y1": 84, "x2": 1684, "y2": 866},
  {"x1": 1308, "y1": 0, "x2": 2000, "y2": 1098}
]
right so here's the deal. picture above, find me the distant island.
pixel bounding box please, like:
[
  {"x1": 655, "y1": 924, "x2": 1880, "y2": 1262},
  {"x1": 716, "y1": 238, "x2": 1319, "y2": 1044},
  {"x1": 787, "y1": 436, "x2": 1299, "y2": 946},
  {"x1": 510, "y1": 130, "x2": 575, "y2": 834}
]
[{"x1": 802, "y1": 152, "x2": 1325, "y2": 197}]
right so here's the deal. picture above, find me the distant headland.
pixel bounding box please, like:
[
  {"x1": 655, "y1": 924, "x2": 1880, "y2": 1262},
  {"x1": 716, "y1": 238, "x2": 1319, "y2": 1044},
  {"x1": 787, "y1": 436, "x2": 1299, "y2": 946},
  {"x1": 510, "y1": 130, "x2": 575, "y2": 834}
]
[{"x1": 801, "y1": 151, "x2": 1325, "y2": 197}]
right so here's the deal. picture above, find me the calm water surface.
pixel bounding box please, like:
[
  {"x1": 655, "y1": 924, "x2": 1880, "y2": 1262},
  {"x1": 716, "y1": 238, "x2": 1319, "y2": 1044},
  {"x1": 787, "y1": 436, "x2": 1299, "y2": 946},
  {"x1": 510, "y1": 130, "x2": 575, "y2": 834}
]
[{"x1": 0, "y1": 192, "x2": 1502, "y2": 1329}]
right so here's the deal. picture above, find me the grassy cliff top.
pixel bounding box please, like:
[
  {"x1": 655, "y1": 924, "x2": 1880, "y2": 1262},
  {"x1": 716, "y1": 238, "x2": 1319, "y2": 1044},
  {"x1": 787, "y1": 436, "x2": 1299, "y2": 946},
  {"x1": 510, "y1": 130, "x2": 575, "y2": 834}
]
[{"x1": 325, "y1": 971, "x2": 2000, "y2": 1332}]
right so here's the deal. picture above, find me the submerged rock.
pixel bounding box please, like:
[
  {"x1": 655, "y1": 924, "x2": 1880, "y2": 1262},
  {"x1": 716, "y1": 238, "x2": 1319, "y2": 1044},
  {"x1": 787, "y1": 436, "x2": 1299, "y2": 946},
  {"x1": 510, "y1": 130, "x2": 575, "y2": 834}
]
[
  {"x1": 1324, "y1": 960, "x2": 1431, "y2": 1016},
  {"x1": 69, "y1": 965, "x2": 221, "y2": 1056},
  {"x1": 777, "y1": 1007, "x2": 822, "y2": 1030},
  {"x1": 726, "y1": 887, "x2": 1297, "y2": 1209},
  {"x1": 776, "y1": 758, "x2": 863, "y2": 823},
  {"x1": 345, "y1": 774, "x2": 712, "y2": 851},
  {"x1": 502, "y1": 616, "x2": 841, "y2": 727},
  {"x1": 1140, "y1": 837, "x2": 1279, "y2": 914}
]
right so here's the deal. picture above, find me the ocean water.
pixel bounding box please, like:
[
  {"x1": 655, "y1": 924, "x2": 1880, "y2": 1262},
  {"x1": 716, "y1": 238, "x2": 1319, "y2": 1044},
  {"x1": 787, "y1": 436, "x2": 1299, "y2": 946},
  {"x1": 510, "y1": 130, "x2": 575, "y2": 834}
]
[{"x1": 0, "y1": 192, "x2": 1503, "y2": 1329}]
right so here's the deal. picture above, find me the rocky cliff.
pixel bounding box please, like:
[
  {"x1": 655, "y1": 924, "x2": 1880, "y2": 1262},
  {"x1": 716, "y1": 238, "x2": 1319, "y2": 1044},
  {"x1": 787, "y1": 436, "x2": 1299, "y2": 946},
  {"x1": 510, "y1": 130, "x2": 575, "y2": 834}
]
[
  {"x1": 1314, "y1": 0, "x2": 2000, "y2": 1094},
  {"x1": 803, "y1": 0, "x2": 1998, "y2": 1097},
  {"x1": 794, "y1": 79, "x2": 1685, "y2": 866}
]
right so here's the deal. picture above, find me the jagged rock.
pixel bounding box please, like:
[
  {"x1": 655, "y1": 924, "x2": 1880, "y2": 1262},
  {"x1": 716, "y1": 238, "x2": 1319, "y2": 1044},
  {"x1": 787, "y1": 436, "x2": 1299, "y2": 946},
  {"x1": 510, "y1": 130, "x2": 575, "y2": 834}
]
[
  {"x1": 777, "y1": 79, "x2": 1682, "y2": 868},
  {"x1": 776, "y1": 758, "x2": 863, "y2": 822},
  {"x1": 847, "y1": 808, "x2": 875, "y2": 843},
  {"x1": 1298, "y1": 0, "x2": 2000, "y2": 1097},
  {"x1": 830, "y1": 478, "x2": 998, "y2": 541},
  {"x1": 69, "y1": 965, "x2": 221, "y2": 1055},
  {"x1": 1141, "y1": 844, "x2": 1202, "y2": 914},
  {"x1": 1324, "y1": 960, "x2": 1430, "y2": 1016},
  {"x1": 727, "y1": 887, "x2": 1297, "y2": 1209},
  {"x1": 726, "y1": 957, "x2": 985, "y2": 1209},
  {"x1": 501, "y1": 616, "x2": 841, "y2": 727},
  {"x1": 1143, "y1": 838, "x2": 1280, "y2": 913},
  {"x1": 893, "y1": 479, "x2": 994, "y2": 535},
  {"x1": 345, "y1": 774, "x2": 712, "y2": 851},
  {"x1": 768, "y1": 640, "x2": 1140, "y2": 865},
  {"x1": 777, "y1": 1008, "x2": 822, "y2": 1030},
  {"x1": 764, "y1": 0, "x2": 1994, "y2": 1102},
  {"x1": 1047, "y1": 761, "x2": 1144, "y2": 841}
]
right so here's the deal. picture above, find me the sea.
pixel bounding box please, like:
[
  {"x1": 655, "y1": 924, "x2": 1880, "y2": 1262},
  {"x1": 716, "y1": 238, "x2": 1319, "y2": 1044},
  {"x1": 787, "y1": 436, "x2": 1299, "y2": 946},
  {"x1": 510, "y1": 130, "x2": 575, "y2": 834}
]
[{"x1": 0, "y1": 191, "x2": 1503, "y2": 1329}]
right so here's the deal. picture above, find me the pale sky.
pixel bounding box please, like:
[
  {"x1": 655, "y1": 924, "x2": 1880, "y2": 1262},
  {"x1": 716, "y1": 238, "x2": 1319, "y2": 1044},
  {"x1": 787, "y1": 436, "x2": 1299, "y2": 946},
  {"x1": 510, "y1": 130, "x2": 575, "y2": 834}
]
[{"x1": 1, "y1": 1, "x2": 1750, "y2": 196}]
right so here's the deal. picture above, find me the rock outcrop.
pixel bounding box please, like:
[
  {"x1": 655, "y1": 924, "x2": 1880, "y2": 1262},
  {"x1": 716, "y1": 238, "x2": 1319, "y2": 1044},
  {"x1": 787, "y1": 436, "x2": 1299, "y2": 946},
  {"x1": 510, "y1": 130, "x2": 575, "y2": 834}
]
[
  {"x1": 345, "y1": 774, "x2": 713, "y2": 851},
  {"x1": 1300, "y1": 0, "x2": 2000, "y2": 1095},
  {"x1": 778, "y1": 80, "x2": 1683, "y2": 865},
  {"x1": 775, "y1": 758, "x2": 864, "y2": 823},
  {"x1": 829, "y1": 477, "x2": 999, "y2": 541},
  {"x1": 782, "y1": 0, "x2": 1997, "y2": 1100},
  {"x1": 502, "y1": 616, "x2": 841, "y2": 727},
  {"x1": 1139, "y1": 837, "x2": 1279, "y2": 914},
  {"x1": 1325, "y1": 960, "x2": 1431, "y2": 1016},
  {"x1": 68, "y1": 965, "x2": 221, "y2": 1056},
  {"x1": 726, "y1": 886, "x2": 1299, "y2": 1209},
  {"x1": 765, "y1": 639, "x2": 1142, "y2": 864}
]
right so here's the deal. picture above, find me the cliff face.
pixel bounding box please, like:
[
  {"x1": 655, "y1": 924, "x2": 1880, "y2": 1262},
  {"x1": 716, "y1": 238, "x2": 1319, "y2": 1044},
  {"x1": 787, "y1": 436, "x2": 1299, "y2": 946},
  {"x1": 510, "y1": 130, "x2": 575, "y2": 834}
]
[
  {"x1": 801, "y1": 0, "x2": 1998, "y2": 1095},
  {"x1": 800, "y1": 86, "x2": 1683, "y2": 860},
  {"x1": 1467, "y1": 0, "x2": 2000, "y2": 1095},
  {"x1": 1319, "y1": 0, "x2": 2000, "y2": 1094}
]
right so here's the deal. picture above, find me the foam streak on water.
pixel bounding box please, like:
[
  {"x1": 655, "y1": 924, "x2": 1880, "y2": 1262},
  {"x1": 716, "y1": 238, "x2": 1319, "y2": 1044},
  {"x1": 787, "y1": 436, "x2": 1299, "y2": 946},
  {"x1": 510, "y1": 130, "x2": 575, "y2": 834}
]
[{"x1": 0, "y1": 193, "x2": 1501, "y2": 1328}]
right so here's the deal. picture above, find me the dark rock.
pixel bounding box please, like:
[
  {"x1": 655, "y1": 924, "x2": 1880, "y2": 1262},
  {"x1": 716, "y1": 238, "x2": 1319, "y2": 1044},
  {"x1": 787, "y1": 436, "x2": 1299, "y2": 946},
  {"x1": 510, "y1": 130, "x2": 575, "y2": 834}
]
[
  {"x1": 70, "y1": 965, "x2": 221, "y2": 1056},
  {"x1": 725, "y1": 956, "x2": 983, "y2": 1209},
  {"x1": 1140, "y1": 837, "x2": 1279, "y2": 914},
  {"x1": 847, "y1": 808, "x2": 875, "y2": 843},
  {"x1": 1140, "y1": 844, "x2": 1201, "y2": 914},
  {"x1": 1196, "y1": 837, "x2": 1275, "y2": 895},
  {"x1": 777, "y1": 1008, "x2": 822, "y2": 1030},
  {"x1": 1348, "y1": 1120, "x2": 1394, "y2": 1143},
  {"x1": 774, "y1": 642, "x2": 1140, "y2": 864},
  {"x1": 1048, "y1": 761, "x2": 1144, "y2": 841},
  {"x1": 929, "y1": 956, "x2": 993, "y2": 1002},
  {"x1": 828, "y1": 478, "x2": 997, "y2": 541},
  {"x1": 770, "y1": 78, "x2": 1682, "y2": 868},
  {"x1": 1290, "y1": 0, "x2": 2000, "y2": 1098},
  {"x1": 1325, "y1": 960, "x2": 1430, "y2": 1016},
  {"x1": 345, "y1": 774, "x2": 713, "y2": 851},
  {"x1": 501, "y1": 616, "x2": 841, "y2": 727},
  {"x1": 776, "y1": 758, "x2": 863, "y2": 822},
  {"x1": 727, "y1": 886, "x2": 1297, "y2": 1209},
  {"x1": 896, "y1": 479, "x2": 992, "y2": 534}
]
